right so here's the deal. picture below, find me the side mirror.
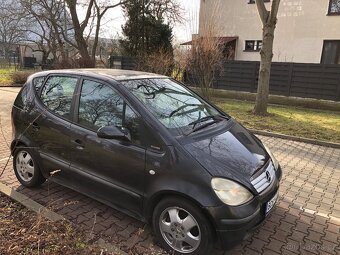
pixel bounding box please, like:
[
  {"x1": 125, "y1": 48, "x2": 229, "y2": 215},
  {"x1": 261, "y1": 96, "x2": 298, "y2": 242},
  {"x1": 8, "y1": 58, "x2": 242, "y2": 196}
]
[{"x1": 97, "y1": 126, "x2": 131, "y2": 141}]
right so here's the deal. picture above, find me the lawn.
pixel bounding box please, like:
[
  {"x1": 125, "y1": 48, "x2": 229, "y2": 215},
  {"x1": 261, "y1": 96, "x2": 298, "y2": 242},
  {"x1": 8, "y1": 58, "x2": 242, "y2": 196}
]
[
  {"x1": 214, "y1": 99, "x2": 340, "y2": 143},
  {"x1": 0, "y1": 68, "x2": 15, "y2": 86}
]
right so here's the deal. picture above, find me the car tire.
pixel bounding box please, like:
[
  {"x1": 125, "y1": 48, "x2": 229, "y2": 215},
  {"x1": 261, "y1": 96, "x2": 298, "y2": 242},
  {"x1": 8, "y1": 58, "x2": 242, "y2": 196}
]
[
  {"x1": 13, "y1": 147, "x2": 45, "y2": 187},
  {"x1": 152, "y1": 197, "x2": 214, "y2": 255}
]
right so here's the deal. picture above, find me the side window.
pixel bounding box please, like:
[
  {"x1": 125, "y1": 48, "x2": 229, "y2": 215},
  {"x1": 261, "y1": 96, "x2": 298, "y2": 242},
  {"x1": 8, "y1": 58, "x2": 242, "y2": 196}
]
[
  {"x1": 78, "y1": 79, "x2": 141, "y2": 145},
  {"x1": 40, "y1": 76, "x2": 78, "y2": 120},
  {"x1": 14, "y1": 85, "x2": 28, "y2": 109},
  {"x1": 32, "y1": 76, "x2": 46, "y2": 93}
]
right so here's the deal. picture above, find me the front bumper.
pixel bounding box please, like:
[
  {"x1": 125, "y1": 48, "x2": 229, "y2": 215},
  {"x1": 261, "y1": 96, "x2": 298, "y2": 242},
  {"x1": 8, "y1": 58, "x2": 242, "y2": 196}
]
[{"x1": 206, "y1": 165, "x2": 282, "y2": 249}]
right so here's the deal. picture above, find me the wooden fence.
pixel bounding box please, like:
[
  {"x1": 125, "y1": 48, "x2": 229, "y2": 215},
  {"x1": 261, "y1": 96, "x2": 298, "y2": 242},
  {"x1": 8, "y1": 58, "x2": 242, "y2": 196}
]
[{"x1": 185, "y1": 61, "x2": 340, "y2": 102}]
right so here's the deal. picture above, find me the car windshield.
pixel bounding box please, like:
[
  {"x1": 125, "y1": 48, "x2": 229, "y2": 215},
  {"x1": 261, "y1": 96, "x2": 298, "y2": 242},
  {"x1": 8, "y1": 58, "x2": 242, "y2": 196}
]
[{"x1": 122, "y1": 78, "x2": 227, "y2": 135}]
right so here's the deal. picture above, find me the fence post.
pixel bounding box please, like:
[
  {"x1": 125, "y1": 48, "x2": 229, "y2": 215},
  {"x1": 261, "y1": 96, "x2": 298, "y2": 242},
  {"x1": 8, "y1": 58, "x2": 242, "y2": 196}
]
[{"x1": 286, "y1": 63, "x2": 294, "y2": 97}]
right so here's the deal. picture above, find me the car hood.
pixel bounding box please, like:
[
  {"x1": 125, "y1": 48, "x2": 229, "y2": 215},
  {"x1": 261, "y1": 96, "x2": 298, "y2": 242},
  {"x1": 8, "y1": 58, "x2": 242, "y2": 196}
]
[{"x1": 182, "y1": 119, "x2": 269, "y2": 183}]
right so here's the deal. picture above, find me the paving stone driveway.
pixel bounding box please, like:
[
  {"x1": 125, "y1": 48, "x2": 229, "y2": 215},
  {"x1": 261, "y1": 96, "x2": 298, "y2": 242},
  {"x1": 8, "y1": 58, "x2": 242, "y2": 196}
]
[{"x1": 0, "y1": 87, "x2": 339, "y2": 255}]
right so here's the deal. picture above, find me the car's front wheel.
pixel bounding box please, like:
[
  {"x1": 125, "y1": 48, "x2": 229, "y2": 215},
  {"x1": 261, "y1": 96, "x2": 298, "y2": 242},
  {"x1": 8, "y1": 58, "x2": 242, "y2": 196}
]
[
  {"x1": 152, "y1": 197, "x2": 214, "y2": 255},
  {"x1": 13, "y1": 148, "x2": 45, "y2": 187}
]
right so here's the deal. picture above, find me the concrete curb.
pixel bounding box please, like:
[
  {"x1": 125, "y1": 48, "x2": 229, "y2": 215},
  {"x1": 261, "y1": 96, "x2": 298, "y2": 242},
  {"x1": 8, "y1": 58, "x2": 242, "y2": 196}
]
[
  {"x1": 0, "y1": 181, "x2": 127, "y2": 254},
  {"x1": 0, "y1": 182, "x2": 64, "y2": 222},
  {"x1": 250, "y1": 129, "x2": 340, "y2": 149}
]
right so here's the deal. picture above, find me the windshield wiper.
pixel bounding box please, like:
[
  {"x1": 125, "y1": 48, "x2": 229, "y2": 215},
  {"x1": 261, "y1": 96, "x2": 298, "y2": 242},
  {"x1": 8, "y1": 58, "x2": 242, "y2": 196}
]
[
  {"x1": 185, "y1": 114, "x2": 229, "y2": 136},
  {"x1": 169, "y1": 104, "x2": 203, "y2": 117},
  {"x1": 189, "y1": 114, "x2": 229, "y2": 128},
  {"x1": 185, "y1": 119, "x2": 220, "y2": 136},
  {"x1": 188, "y1": 115, "x2": 216, "y2": 129}
]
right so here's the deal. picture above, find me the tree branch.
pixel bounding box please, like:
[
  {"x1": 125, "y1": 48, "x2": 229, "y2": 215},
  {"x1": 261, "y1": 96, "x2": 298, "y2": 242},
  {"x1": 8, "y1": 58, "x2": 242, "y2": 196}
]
[
  {"x1": 270, "y1": 0, "x2": 281, "y2": 24},
  {"x1": 256, "y1": 0, "x2": 270, "y2": 24},
  {"x1": 101, "y1": 0, "x2": 128, "y2": 18},
  {"x1": 80, "y1": 0, "x2": 95, "y2": 32}
]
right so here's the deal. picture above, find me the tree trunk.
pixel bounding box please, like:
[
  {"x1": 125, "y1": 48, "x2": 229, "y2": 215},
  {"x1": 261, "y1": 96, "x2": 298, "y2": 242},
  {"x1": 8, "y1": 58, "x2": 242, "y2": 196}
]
[
  {"x1": 254, "y1": 24, "x2": 275, "y2": 115},
  {"x1": 66, "y1": 0, "x2": 95, "y2": 68}
]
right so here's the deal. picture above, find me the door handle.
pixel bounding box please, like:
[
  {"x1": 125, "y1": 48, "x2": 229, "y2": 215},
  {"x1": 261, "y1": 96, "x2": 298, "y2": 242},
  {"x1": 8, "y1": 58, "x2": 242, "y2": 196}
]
[
  {"x1": 71, "y1": 139, "x2": 84, "y2": 150},
  {"x1": 73, "y1": 139, "x2": 82, "y2": 144},
  {"x1": 32, "y1": 122, "x2": 40, "y2": 131}
]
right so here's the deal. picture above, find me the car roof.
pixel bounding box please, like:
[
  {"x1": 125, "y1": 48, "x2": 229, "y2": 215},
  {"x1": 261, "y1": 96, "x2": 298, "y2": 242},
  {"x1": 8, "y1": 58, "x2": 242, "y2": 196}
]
[{"x1": 30, "y1": 68, "x2": 167, "y2": 81}]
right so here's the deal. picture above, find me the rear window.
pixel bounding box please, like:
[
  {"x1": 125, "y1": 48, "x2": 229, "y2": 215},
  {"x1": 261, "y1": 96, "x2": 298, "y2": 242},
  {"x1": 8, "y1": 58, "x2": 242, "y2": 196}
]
[
  {"x1": 32, "y1": 76, "x2": 46, "y2": 93},
  {"x1": 14, "y1": 85, "x2": 28, "y2": 109}
]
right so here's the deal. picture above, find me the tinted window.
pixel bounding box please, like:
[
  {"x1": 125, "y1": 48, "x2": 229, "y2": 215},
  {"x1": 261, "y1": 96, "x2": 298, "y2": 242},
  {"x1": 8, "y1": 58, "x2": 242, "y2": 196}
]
[
  {"x1": 122, "y1": 79, "x2": 220, "y2": 133},
  {"x1": 32, "y1": 76, "x2": 46, "y2": 93},
  {"x1": 14, "y1": 85, "x2": 28, "y2": 109},
  {"x1": 78, "y1": 79, "x2": 141, "y2": 144},
  {"x1": 40, "y1": 76, "x2": 78, "y2": 120}
]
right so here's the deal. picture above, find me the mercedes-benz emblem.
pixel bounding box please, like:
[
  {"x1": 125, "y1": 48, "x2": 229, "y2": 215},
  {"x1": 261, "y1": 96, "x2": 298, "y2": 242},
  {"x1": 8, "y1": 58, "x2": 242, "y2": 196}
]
[{"x1": 265, "y1": 171, "x2": 271, "y2": 183}]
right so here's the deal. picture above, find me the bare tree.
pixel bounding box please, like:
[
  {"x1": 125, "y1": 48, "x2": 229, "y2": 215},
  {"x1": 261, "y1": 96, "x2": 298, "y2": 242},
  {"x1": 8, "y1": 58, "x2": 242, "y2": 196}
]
[
  {"x1": 65, "y1": 0, "x2": 128, "y2": 67},
  {"x1": 172, "y1": 45, "x2": 190, "y2": 81},
  {"x1": 0, "y1": 0, "x2": 25, "y2": 64},
  {"x1": 142, "y1": 0, "x2": 183, "y2": 24},
  {"x1": 253, "y1": 0, "x2": 281, "y2": 115},
  {"x1": 16, "y1": 0, "x2": 74, "y2": 68},
  {"x1": 186, "y1": 0, "x2": 224, "y2": 100}
]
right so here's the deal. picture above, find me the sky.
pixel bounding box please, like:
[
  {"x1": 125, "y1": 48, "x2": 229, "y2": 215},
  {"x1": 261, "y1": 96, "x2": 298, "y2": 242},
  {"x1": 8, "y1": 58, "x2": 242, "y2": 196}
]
[{"x1": 98, "y1": 0, "x2": 200, "y2": 44}]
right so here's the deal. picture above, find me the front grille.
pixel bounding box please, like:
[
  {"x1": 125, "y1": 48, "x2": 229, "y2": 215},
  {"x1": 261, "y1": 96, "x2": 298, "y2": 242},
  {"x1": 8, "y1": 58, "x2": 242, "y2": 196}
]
[{"x1": 251, "y1": 161, "x2": 275, "y2": 193}]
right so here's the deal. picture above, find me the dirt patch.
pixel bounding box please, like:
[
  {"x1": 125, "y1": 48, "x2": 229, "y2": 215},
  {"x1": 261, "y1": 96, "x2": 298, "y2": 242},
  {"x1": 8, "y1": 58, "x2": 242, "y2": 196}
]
[{"x1": 0, "y1": 192, "x2": 113, "y2": 254}]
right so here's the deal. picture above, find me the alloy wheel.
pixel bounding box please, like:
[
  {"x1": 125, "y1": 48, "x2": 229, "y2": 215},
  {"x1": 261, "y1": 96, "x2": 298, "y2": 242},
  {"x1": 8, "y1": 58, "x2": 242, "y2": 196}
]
[
  {"x1": 159, "y1": 206, "x2": 201, "y2": 253},
  {"x1": 16, "y1": 151, "x2": 35, "y2": 182}
]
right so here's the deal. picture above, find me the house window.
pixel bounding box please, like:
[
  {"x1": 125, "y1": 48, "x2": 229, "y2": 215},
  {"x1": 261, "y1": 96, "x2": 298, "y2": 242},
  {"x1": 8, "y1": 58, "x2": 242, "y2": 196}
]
[
  {"x1": 245, "y1": 40, "x2": 262, "y2": 51},
  {"x1": 328, "y1": 0, "x2": 340, "y2": 15},
  {"x1": 321, "y1": 40, "x2": 340, "y2": 64},
  {"x1": 248, "y1": 0, "x2": 270, "y2": 4}
]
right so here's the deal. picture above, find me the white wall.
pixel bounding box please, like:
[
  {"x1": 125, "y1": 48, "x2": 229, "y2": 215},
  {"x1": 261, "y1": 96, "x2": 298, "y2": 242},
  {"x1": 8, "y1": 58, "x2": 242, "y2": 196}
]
[{"x1": 199, "y1": 0, "x2": 340, "y2": 63}]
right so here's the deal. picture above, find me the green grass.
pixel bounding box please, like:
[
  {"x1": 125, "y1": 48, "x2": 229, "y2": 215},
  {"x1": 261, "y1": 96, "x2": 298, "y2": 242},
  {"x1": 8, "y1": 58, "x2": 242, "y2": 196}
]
[
  {"x1": 215, "y1": 99, "x2": 340, "y2": 143},
  {"x1": 0, "y1": 68, "x2": 15, "y2": 85}
]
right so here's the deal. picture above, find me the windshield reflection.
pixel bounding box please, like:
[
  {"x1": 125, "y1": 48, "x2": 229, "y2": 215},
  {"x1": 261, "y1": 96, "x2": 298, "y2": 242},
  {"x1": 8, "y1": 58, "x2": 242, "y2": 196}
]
[{"x1": 122, "y1": 79, "x2": 221, "y2": 134}]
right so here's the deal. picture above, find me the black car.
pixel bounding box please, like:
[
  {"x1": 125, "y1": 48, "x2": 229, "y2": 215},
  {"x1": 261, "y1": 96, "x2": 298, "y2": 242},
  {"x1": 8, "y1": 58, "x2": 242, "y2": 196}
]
[{"x1": 11, "y1": 69, "x2": 281, "y2": 254}]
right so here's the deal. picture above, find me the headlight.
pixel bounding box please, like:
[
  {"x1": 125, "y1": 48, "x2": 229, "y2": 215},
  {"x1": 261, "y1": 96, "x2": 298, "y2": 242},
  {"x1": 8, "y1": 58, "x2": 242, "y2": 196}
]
[
  {"x1": 211, "y1": 178, "x2": 254, "y2": 206},
  {"x1": 263, "y1": 144, "x2": 279, "y2": 170}
]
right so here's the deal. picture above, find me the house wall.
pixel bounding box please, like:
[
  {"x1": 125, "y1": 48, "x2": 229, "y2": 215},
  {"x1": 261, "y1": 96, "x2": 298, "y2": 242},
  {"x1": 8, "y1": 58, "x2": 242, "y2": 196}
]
[{"x1": 199, "y1": 0, "x2": 340, "y2": 63}]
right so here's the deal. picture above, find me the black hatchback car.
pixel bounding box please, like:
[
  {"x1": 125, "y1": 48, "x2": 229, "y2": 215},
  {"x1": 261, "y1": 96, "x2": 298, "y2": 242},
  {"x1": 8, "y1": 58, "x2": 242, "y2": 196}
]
[{"x1": 11, "y1": 69, "x2": 281, "y2": 254}]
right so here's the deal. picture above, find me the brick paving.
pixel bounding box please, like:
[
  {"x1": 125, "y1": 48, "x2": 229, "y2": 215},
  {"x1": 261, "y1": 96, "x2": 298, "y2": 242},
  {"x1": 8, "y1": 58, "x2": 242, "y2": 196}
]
[{"x1": 0, "y1": 87, "x2": 339, "y2": 254}]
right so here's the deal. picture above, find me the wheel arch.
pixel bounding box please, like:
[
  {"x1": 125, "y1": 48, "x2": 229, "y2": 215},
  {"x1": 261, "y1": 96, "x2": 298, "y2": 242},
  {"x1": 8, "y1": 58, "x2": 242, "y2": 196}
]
[
  {"x1": 10, "y1": 140, "x2": 28, "y2": 155},
  {"x1": 145, "y1": 190, "x2": 218, "y2": 236}
]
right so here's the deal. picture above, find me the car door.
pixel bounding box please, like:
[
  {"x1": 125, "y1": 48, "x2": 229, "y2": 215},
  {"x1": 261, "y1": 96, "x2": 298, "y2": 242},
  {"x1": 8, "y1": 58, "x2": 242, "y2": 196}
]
[
  {"x1": 27, "y1": 75, "x2": 79, "y2": 172},
  {"x1": 68, "y1": 78, "x2": 146, "y2": 217}
]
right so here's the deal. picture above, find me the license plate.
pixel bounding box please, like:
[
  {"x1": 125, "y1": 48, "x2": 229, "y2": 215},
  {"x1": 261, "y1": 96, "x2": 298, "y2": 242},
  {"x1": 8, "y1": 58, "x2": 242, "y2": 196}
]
[{"x1": 265, "y1": 192, "x2": 278, "y2": 215}]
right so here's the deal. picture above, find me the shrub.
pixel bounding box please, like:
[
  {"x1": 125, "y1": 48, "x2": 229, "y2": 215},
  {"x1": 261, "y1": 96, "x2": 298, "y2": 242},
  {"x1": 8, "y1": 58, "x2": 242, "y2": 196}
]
[
  {"x1": 10, "y1": 71, "x2": 35, "y2": 85},
  {"x1": 186, "y1": 1, "x2": 225, "y2": 100},
  {"x1": 136, "y1": 48, "x2": 174, "y2": 76}
]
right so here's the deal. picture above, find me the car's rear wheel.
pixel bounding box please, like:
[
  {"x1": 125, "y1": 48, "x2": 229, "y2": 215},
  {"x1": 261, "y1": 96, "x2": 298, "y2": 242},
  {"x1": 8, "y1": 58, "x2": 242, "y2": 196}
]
[
  {"x1": 13, "y1": 148, "x2": 45, "y2": 187},
  {"x1": 152, "y1": 197, "x2": 214, "y2": 255}
]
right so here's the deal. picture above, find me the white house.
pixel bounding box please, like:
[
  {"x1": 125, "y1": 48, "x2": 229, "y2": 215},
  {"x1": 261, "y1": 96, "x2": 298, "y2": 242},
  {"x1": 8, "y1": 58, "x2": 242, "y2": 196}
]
[{"x1": 197, "y1": 0, "x2": 340, "y2": 64}]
